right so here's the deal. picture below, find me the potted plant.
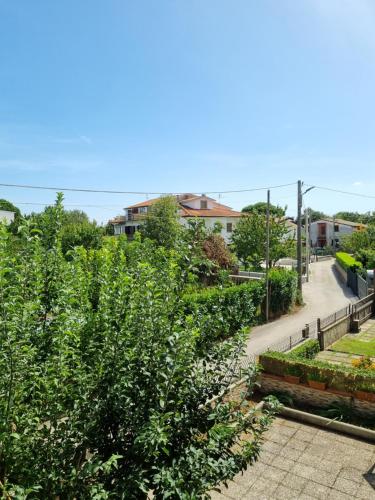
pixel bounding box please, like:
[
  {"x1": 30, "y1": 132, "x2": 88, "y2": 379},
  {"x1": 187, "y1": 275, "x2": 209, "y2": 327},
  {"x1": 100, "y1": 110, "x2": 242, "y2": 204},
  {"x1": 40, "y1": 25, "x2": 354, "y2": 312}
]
[
  {"x1": 307, "y1": 370, "x2": 327, "y2": 390},
  {"x1": 354, "y1": 384, "x2": 375, "y2": 402},
  {"x1": 284, "y1": 365, "x2": 302, "y2": 384}
]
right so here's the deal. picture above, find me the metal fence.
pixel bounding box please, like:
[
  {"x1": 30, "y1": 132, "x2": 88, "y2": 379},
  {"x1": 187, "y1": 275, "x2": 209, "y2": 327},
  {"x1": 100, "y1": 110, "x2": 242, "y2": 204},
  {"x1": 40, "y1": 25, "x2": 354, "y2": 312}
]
[
  {"x1": 319, "y1": 304, "x2": 352, "y2": 330},
  {"x1": 233, "y1": 292, "x2": 374, "y2": 381}
]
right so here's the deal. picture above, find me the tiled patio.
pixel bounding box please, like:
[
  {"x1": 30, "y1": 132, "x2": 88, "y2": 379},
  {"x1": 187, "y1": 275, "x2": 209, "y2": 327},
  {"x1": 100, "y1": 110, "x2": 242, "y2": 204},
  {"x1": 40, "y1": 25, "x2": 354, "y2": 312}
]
[{"x1": 210, "y1": 417, "x2": 375, "y2": 499}]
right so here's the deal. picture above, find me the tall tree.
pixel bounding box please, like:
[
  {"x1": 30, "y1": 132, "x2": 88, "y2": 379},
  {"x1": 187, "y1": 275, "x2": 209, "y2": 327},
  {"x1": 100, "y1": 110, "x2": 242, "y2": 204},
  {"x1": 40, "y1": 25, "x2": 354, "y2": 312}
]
[
  {"x1": 232, "y1": 213, "x2": 290, "y2": 269},
  {"x1": 140, "y1": 196, "x2": 181, "y2": 249},
  {"x1": 241, "y1": 201, "x2": 285, "y2": 217},
  {"x1": 306, "y1": 208, "x2": 327, "y2": 222}
]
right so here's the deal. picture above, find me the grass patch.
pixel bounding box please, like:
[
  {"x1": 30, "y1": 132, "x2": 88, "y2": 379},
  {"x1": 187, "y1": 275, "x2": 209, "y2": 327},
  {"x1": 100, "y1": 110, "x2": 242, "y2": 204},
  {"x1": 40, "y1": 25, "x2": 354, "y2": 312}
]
[{"x1": 331, "y1": 336, "x2": 375, "y2": 357}]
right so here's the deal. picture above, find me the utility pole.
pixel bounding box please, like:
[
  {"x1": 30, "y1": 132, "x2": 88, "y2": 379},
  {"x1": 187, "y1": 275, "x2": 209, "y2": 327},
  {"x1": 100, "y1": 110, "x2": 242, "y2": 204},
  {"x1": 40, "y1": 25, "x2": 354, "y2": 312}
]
[
  {"x1": 265, "y1": 189, "x2": 270, "y2": 322},
  {"x1": 297, "y1": 180, "x2": 303, "y2": 294},
  {"x1": 305, "y1": 208, "x2": 310, "y2": 282}
]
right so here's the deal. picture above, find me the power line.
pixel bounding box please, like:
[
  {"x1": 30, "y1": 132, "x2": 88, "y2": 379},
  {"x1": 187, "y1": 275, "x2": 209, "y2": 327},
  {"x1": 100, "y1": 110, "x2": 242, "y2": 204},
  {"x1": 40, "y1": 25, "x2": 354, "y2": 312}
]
[
  {"x1": 306, "y1": 184, "x2": 375, "y2": 200},
  {"x1": 0, "y1": 181, "x2": 296, "y2": 195}
]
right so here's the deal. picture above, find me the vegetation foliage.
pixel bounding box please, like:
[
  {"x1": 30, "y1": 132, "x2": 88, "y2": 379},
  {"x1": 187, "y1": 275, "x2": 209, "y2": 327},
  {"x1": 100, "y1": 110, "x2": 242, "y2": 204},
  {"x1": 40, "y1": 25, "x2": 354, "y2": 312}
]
[
  {"x1": 231, "y1": 213, "x2": 293, "y2": 270},
  {"x1": 259, "y1": 351, "x2": 375, "y2": 394},
  {"x1": 335, "y1": 252, "x2": 362, "y2": 272},
  {"x1": 0, "y1": 194, "x2": 279, "y2": 498}
]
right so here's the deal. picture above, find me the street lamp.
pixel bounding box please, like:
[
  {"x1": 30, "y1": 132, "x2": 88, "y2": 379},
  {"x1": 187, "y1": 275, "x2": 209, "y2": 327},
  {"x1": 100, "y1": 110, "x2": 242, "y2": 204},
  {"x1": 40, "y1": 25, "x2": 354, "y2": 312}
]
[{"x1": 297, "y1": 182, "x2": 315, "y2": 292}]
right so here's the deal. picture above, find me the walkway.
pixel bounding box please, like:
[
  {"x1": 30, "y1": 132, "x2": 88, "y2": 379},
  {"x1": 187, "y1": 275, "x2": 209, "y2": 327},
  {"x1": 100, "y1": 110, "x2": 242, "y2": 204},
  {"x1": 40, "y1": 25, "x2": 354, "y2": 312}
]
[
  {"x1": 245, "y1": 258, "x2": 357, "y2": 356},
  {"x1": 211, "y1": 417, "x2": 375, "y2": 499}
]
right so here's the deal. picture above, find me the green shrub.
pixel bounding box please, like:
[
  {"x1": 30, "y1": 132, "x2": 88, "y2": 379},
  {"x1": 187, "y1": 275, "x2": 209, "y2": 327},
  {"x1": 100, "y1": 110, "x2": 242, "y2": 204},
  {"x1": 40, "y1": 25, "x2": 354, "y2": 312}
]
[
  {"x1": 183, "y1": 280, "x2": 265, "y2": 344},
  {"x1": 336, "y1": 252, "x2": 362, "y2": 272},
  {"x1": 289, "y1": 340, "x2": 320, "y2": 360},
  {"x1": 268, "y1": 268, "x2": 298, "y2": 317},
  {"x1": 259, "y1": 351, "x2": 375, "y2": 394}
]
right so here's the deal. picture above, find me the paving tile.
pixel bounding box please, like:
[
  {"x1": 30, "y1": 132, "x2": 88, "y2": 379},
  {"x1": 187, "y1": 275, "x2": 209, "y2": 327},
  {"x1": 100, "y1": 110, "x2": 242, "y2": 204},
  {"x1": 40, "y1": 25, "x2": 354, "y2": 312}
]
[
  {"x1": 262, "y1": 440, "x2": 283, "y2": 454},
  {"x1": 327, "y1": 489, "x2": 355, "y2": 500},
  {"x1": 272, "y1": 455, "x2": 296, "y2": 472},
  {"x1": 302, "y1": 481, "x2": 330, "y2": 500},
  {"x1": 266, "y1": 431, "x2": 290, "y2": 445},
  {"x1": 333, "y1": 477, "x2": 360, "y2": 496},
  {"x1": 281, "y1": 419, "x2": 302, "y2": 429},
  {"x1": 282, "y1": 472, "x2": 307, "y2": 492},
  {"x1": 257, "y1": 450, "x2": 275, "y2": 465},
  {"x1": 233, "y1": 469, "x2": 258, "y2": 489},
  {"x1": 356, "y1": 482, "x2": 375, "y2": 499},
  {"x1": 338, "y1": 466, "x2": 366, "y2": 484},
  {"x1": 244, "y1": 477, "x2": 278, "y2": 497},
  {"x1": 261, "y1": 464, "x2": 287, "y2": 483},
  {"x1": 279, "y1": 444, "x2": 304, "y2": 461},
  {"x1": 272, "y1": 484, "x2": 302, "y2": 500},
  {"x1": 220, "y1": 480, "x2": 249, "y2": 499},
  {"x1": 294, "y1": 429, "x2": 317, "y2": 443},
  {"x1": 284, "y1": 437, "x2": 308, "y2": 451}
]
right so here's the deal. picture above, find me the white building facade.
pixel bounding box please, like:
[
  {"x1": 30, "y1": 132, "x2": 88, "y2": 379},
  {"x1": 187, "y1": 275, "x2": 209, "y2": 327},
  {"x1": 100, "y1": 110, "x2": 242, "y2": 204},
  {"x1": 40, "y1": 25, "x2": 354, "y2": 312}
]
[
  {"x1": 309, "y1": 218, "x2": 366, "y2": 248},
  {"x1": 0, "y1": 210, "x2": 15, "y2": 225},
  {"x1": 109, "y1": 194, "x2": 242, "y2": 243}
]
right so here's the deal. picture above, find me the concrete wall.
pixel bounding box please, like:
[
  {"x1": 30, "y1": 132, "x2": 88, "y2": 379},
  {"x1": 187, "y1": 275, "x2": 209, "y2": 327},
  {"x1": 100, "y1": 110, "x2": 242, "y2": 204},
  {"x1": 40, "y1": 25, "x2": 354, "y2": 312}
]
[
  {"x1": 0, "y1": 210, "x2": 15, "y2": 225},
  {"x1": 259, "y1": 374, "x2": 375, "y2": 419},
  {"x1": 319, "y1": 315, "x2": 351, "y2": 350},
  {"x1": 333, "y1": 261, "x2": 347, "y2": 284}
]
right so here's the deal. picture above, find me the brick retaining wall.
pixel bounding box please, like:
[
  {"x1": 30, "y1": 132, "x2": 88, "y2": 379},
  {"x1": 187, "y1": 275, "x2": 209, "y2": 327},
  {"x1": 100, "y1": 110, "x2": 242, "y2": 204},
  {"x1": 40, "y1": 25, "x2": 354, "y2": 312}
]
[{"x1": 259, "y1": 374, "x2": 375, "y2": 419}]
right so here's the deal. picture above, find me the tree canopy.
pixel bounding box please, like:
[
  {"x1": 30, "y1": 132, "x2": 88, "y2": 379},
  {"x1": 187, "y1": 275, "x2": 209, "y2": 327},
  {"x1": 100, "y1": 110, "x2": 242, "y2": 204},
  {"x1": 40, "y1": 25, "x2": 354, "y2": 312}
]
[
  {"x1": 241, "y1": 201, "x2": 286, "y2": 217},
  {"x1": 232, "y1": 213, "x2": 291, "y2": 269},
  {"x1": 140, "y1": 196, "x2": 181, "y2": 249}
]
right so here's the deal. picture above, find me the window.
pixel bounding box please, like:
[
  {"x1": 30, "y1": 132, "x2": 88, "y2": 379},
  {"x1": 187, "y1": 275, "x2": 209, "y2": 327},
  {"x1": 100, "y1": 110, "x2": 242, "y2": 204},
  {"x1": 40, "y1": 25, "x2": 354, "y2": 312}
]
[
  {"x1": 200, "y1": 200, "x2": 207, "y2": 209},
  {"x1": 139, "y1": 206, "x2": 147, "y2": 214},
  {"x1": 334, "y1": 224, "x2": 339, "y2": 232},
  {"x1": 227, "y1": 222, "x2": 233, "y2": 233}
]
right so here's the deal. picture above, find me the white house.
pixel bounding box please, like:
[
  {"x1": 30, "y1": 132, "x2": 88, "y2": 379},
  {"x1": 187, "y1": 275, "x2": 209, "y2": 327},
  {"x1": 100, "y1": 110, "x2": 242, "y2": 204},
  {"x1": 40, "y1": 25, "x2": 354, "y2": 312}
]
[
  {"x1": 309, "y1": 218, "x2": 366, "y2": 248},
  {"x1": 109, "y1": 194, "x2": 243, "y2": 243},
  {"x1": 0, "y1": 210, "x2": 15, "y2": 225}
]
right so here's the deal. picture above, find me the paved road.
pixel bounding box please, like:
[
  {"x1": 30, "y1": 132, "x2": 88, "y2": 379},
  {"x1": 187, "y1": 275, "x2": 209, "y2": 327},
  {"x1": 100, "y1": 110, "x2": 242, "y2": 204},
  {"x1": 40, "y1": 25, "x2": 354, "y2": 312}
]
[{"x1": 245, "y1": 258, "x2": 357, "y2": 356}]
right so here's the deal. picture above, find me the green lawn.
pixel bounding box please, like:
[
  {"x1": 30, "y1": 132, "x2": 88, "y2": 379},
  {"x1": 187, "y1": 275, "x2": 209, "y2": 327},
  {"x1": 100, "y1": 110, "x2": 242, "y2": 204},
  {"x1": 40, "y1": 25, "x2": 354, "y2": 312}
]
[{"x1": 331, "y1": 336, "x2": 375, "y2": 357}]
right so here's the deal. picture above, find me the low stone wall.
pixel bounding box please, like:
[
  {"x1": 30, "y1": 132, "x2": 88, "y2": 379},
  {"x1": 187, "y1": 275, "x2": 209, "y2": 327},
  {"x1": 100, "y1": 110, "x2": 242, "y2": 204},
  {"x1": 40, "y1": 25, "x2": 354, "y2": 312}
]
[
  {"x1": 318, "y1": 315, "x2": 351, "y2": 350},
  {"x1": 259, "y1": 373, "x2": 375, "y2": 419},
  {"x1": 334, "y1": 260, "x2": 347, "y2": 284}
]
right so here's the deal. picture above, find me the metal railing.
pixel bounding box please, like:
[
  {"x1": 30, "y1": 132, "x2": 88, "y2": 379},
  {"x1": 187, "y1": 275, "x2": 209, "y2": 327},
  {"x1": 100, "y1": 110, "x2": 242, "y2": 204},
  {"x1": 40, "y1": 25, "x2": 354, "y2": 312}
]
[{"x1": 319, "y1": 304, "x2": 352, "y2": 330}]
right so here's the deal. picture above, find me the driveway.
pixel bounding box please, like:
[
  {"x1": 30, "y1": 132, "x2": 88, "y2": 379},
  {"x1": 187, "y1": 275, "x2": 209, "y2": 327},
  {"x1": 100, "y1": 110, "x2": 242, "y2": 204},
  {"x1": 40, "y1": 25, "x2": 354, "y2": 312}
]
[{"x1": 245, "y1": 258, "x2": 357, "y2": 356}]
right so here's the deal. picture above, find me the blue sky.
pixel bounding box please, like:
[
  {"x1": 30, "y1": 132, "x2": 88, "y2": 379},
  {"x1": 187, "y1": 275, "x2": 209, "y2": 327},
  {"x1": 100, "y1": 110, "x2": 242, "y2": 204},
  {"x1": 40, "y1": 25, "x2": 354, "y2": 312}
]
[{"x1": 1, "y1": 0, "x2": 375, "y2": 222}]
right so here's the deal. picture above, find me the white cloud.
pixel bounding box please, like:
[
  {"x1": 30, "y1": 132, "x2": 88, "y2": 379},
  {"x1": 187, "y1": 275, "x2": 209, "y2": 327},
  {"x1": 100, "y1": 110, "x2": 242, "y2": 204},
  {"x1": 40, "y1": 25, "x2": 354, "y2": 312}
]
[{"x1": 353, "y1": 181, "x2": 363, "y2": 186}]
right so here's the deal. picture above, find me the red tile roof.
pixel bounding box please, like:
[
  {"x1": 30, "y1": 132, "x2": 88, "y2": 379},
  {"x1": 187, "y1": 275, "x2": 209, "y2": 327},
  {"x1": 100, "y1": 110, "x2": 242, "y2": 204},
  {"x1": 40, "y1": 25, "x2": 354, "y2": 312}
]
[
  {"x1": 180, "y1": 207, "x2": 242, "y2": 218},
  {"x1": 125, "y1": 194, "x2": 242, "y2": 217}
]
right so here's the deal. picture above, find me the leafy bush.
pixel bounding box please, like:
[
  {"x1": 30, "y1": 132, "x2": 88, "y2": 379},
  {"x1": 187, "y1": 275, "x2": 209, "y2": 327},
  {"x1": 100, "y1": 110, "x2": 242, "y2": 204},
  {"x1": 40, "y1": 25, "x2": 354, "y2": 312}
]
[
  {"x1": 268, "y1": 268, "x2": 298, "y2": 317},
  {"x1": 336, "y1": 252, "x2": 362, "y2": 272},
  {"x1": 355, "y1": 249, "x2": 375, "y2": 270},
  {"x1": 183, "y1": 280, "x2": 265, "y2": 345},
  {"x1": 0, "y1": 195, "x2": 279, "y2": 497},
  {"x1": 289, "y1": 340, "x2": 320, "y2": 360},
  {"x1": 259, "y1": 351, "x2": 375, "y2": 394}
]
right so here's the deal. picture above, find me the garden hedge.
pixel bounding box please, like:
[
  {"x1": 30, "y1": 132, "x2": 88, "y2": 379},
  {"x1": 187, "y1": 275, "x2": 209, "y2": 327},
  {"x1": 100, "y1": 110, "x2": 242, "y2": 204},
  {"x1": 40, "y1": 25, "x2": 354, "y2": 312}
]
[
  {"x1": 268, "y1": 268, "x2": 298, "y2": 317},
  {"x1": 183, "y1": 280, "x2": 265, "y2": 343},
  {"x1": 336, "y1": 252, "x2": 362, "y2": 272},
  {"x1": 288, "y1": 339, "x2": 320, "y2": 360},
  {"x1": 259, "y1": 351, "x2": 375, "y2": 394}
]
